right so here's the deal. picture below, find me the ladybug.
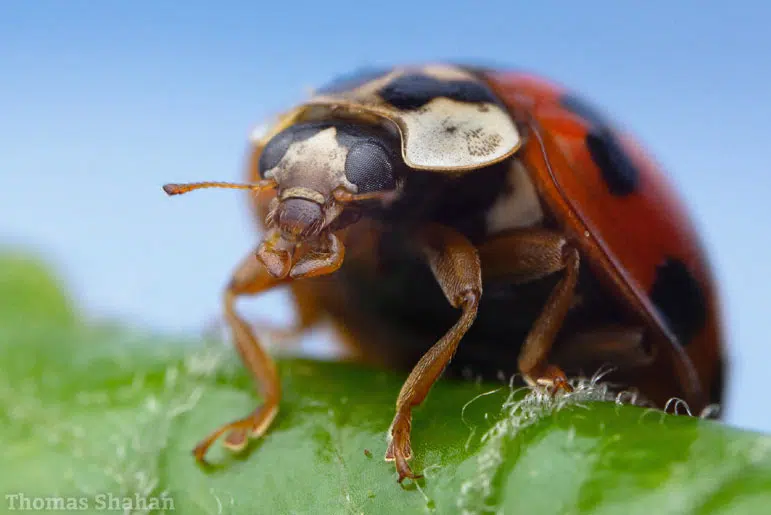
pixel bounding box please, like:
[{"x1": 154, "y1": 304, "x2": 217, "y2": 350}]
[{"x1": 164, "y1": 64, "x2": 725, "y2": 482}]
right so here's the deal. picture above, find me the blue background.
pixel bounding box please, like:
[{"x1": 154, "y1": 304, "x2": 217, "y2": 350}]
[{"x1": 2, "y1": 1, "x2": 769, "y2": 432}]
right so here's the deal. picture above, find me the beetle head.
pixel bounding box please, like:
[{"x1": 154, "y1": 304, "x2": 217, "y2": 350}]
[{"x1": 163, "y1": 120, "x2": 403, "y2": 279}]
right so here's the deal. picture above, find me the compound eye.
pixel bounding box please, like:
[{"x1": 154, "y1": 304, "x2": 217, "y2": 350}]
[
  {"x1": 258, "y1": 129, "x2": 294, "y2": 178},
  {"x1": 344, "y1": 142, "x2": 396, "y2": 194}
]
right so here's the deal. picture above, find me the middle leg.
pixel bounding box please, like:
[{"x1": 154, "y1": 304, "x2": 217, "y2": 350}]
[{"x1": 478, "y1": 228, "x2": 580, "y2": 391}]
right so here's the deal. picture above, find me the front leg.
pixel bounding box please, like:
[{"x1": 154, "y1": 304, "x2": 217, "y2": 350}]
[
  {"x1": 193, "y1": 250, "x2": 287, "y2": 462},
  {"x1": 385, "y1": 224, "x2": 482, "y2": 482},
  {"x1": 193, "y1": 234, "x2": 345, "y2": 462},
  {"x1": 289, "y1": 232, "x2": 345, "y2": 279}
]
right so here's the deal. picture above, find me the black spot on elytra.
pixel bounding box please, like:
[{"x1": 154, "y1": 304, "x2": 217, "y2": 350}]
[
  {"x1": 560, "y1": 93, "x2": 640, "y2": 196},
  {"x1": 317, "y1": 67, "x2": 391, "y2": 94},
  {"x1": 379, "y1": 73, "x2": 499, "y2": 110},
  {"x1": 649, "y1": 258, "x2": 707, "y2": 347}
]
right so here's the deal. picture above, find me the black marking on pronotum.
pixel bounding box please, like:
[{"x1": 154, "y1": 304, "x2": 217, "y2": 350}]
[
  {"x1": 258, "y1": 129, "x2": 296, "y2": 175},
  {"x1": 560, "y1": 92, "x2": 640, "y2": 196},
  {"x1": 259, "y1": 120, "x2": 402, "y2": 193},
  {"x1": 316, "y1": 67, "x2": 391, "y2": 94},
  {"x1": 649, "y1": 258, "x2": 708, "y2": 347},
  {"x1": 379, "y1": 73, "x2": 499, "y2": 110},
  {"x1": 258, "y1": 121, "x2": 334, "y2": 176}
]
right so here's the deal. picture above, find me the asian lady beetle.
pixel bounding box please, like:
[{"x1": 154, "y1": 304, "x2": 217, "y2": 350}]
[{"x1": 164, "y1": 64, "x2": 725, "y2": 482}]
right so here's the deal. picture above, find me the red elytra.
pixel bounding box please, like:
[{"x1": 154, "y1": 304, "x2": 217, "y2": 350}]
[{"x1": 481, "y1": 70, "x2": 723, "y2": 409}]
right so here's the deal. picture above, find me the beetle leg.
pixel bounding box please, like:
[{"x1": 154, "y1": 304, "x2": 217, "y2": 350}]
[
  {"x1": 385, "y1": 224, "x2": 482, "y2": 482},
  {"x1": 205, "y1": 298, "x2": 323, "y2": 344},
  {"x1": 289, "y1": 232, "x2": 345, "y2": 279},
  {"x1": 192, "y1": 251, "x2": 288, "y2": 463},
  {"x1": 202, "y1": 281, "x2": 327, "y2": 355},
  {"x1": 477, "y1": 229, "x2": 580, "y2": 393},
  {"x1": 517, "y1": 244, "x2": 579, "y2": 392}
]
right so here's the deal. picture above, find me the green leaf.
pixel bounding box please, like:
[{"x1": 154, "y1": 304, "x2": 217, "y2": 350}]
[
  {"x1": 2, "y1": 253, "x2": 771, "y2": 514},
  {"x1": 0, "y1": 252, "x2": 77, "y2": 326}
]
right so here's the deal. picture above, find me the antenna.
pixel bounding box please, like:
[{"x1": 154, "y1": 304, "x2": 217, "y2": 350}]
[{"x1": 162, "y1": 179, "x2": 276, "y2": 196}]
